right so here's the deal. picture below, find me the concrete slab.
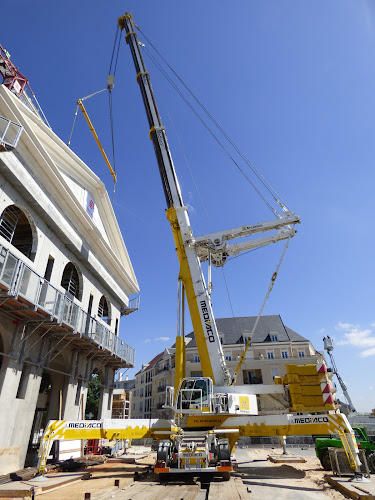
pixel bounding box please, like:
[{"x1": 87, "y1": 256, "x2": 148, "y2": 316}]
[
  {"x1": 268, "y1": 454, "x2": 306, "y2": 464},
  {"x1": 325, "y1": 474, "x2": 375, "y2": 499}
]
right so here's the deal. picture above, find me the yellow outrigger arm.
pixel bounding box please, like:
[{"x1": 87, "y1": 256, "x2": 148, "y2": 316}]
[{"x1": 77, "y1": 98, "x2": 117, "y2": 183}]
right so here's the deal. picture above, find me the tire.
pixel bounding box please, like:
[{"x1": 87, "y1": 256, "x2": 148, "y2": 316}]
[
  {"x1": 222, "y1": 471, "x2": 231, "y2": 481},
  {"x1": 218, "y1": 438, "x2": 231, "y2": 462},
  {"x1": 367, "y1": 453, "x2": 375, "y2": 474},
  {"x1": 320, "y1": 452, "x2": 332, "y2": 471}
]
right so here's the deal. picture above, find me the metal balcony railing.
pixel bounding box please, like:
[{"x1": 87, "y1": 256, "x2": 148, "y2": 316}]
[
  {"x1": 121, "y1": 295, "x2": 140, "y2": 315},
  {"x1": 0, "y1": 115, "x2": 22, "y2": 149},
  {"x1": 157, "y1": 385, "x2": 167, "y2": 393},
  {"x1": 0, "y1": 243, "x2": 134, "y2": 365}
]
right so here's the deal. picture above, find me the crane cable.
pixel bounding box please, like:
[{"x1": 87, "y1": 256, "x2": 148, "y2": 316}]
[
  {"x1": 136, "y1": 24, "x2": 289, "y2": 217},
  {"x1": 107, "y1": 24, "x2": 122, "y2": 199},
  {"x1": 231, "y1": 233, "x2": 293, "y2": 385},
  {"x1": 155, "y1": 63, "x2": 242, "y2": 345},
  {"x1": 142, "y1": 45, "x2": 278, "y2": 218},
  {"x1": 140, "y1": 32, "x2": 286, "y2": 345},
  {"x1": 135, "y1": 25, "x2": 295, "y2": 361}
]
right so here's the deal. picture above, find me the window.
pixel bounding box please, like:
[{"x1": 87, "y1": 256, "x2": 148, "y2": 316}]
[
  {"x1": 194, "y1": 356, "x2": 200, "y2": 363},
  {"x1": 267, "y1": 351, "x2": 274, "y2": 359},
  {"x1": 0, "y1": 205, "x2": 35, "y2": 260},
  {"x1": 298, "y1": 351, "x2": 305, "y2": 358},
  {"x1": 225, "y1": 355, "x2": 232, "y2": 361},
  {"x1": 220, "y1": 337, "x2": 224, "y2": 344},
  {"x1": 61, "y1": 262, "x2": 81, "y2": 300},
  {"x1": 281, "y1": 351, "x2": 288, "y2": 358},
  {"x1": 98, "y1": 295, "x2": 110, "y2": 324},
  {"x1": 44, "y1": 256, "x2": 54, "y2": 281},
  {"x1": 271, "y1": 335, "x2": 278, "y2": 342}
]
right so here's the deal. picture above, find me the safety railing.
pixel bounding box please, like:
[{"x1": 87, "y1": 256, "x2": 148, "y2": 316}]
[
  {"x1": 121, "y1": 295, "x2": 140, "y2": 315},
  {"x1": 0, "y1": 115, "x2": 22, "y2": 149},
  {"x1": 0, "y1": 243, "x2": 134, "y2": 364}
]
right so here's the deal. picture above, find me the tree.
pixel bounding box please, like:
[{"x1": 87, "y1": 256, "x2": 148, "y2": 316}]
[{"x1": 85, "y1": 374, "x2": 101, "y2": 419}]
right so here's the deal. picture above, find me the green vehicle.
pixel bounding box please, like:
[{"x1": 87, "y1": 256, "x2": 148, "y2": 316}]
[{"x1": 315, "y1": 427, "x2": 375, "y2": 472}]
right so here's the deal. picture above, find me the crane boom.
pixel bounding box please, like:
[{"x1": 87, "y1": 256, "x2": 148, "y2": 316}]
[
  {"x1": 120, "y1": 13, "x2": 230, "y2": 385},
  {"x1": 119, "y1": 13, "x2": 300, "y2": 387}
]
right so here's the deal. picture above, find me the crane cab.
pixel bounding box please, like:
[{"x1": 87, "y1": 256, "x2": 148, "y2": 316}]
[{"x1": 165, "y1": 377, "x2": 258, "y2": 416}]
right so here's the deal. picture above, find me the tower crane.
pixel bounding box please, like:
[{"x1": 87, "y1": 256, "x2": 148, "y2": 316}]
[{"x1": 324, "y1": 336, "x2": 356, "y2": 413}]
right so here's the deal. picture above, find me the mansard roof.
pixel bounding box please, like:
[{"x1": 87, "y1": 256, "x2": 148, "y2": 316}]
[{"x1": 185, "y1": 315, "x2": 309, "y2": 347}]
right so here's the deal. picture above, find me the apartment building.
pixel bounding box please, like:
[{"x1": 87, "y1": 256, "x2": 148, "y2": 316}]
[
  {"x1": 131, "y1": 315, "x2": 324, "y2": 419},
  {"x1": 0, "y1": 73, "x2": 138, "y2": 472}
]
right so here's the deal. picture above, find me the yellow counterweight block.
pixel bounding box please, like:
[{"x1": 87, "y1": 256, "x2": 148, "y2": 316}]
[{"x1": 284, "y1": 363, "x2": 336, "y2": 412}]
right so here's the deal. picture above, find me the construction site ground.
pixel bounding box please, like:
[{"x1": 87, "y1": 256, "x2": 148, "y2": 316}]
[{"x1": 1, "y1": 446, "x2": 374, "y2": 500}]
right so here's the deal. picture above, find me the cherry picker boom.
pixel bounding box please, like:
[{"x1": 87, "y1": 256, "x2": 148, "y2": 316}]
[{"x1": 37, "y1": 12, "x2": 363, "y2": 479}]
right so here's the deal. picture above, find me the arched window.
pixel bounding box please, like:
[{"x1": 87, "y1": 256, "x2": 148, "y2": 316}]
[
  {"x1": 0, "y1": 205, "x2": 36, "y2": 260},
  {"x1": 98, "y1": 295, "x2": 110, "y2": 324},
  {"x1": 61, "y1": 262, "x2": 82, "y2": 300}
]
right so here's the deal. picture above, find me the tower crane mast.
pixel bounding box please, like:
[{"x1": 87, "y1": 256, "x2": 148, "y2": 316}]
[{"x1": 324, "y1": 336, "x2": 356, "y2": 413}]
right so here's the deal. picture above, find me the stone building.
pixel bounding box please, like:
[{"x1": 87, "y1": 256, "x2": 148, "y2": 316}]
[
  {"x1": 0, "y1": 74, "x2": 138, "y2": 472},
  {"x1": 131, "y1": 315, "x2": 325, "y2": 419}
]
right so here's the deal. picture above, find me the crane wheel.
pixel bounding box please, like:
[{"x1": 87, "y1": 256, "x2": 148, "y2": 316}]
[
  {"x1": 367, "y1": 453, "x2": 375, "y2": 474},
  {"x1": 222, "y1": 471, "x2": 231, "y2": 481},
  {"x1": 320, "y1": 452, "x2": 332, "y2": 471}
]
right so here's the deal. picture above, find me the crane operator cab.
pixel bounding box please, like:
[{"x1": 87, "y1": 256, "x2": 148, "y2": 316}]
[{"x1": 165, "y1": 377, "x2": 258, "y2": 416}]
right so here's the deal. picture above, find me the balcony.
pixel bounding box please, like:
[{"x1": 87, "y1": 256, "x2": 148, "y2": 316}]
[
  {"x1": 0, "y1": 243, "x2": 134, "y2": 367},
  {"x1": 157, "y1": 385, "x2": 167, "y2": 393}
]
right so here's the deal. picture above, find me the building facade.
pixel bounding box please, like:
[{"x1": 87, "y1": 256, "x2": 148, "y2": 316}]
[
  {"x1": 131, "y1": 315, "x2": 325, "y2": 419},
  {"x1": 113, "y1": 377, "x2": 135, "y2": 419},
  {"x1": 0, "y1": 82, "x2": 139, "y2": 472}
]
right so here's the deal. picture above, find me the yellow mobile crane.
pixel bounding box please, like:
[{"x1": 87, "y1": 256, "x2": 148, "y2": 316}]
[{"x1": 37, "y1": 13, "x2": 363, "y2": 480}]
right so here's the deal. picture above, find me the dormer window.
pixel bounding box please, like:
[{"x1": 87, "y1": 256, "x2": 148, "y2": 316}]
[{"x1": 271, "y1": 334, "x2": 278, "y2": 342}]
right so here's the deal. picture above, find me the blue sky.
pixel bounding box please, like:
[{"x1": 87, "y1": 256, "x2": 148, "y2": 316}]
[{"x1": 2, "y1": 1, "x2": 374, "y2": 412}]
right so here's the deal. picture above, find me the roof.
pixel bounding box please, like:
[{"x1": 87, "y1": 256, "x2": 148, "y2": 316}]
[
  {"x1": 135, "y1": 351, "x2": 163, "y2": 376},
  {"x1": 184, "y1": 315, "x2": 309, "y2": 348}
]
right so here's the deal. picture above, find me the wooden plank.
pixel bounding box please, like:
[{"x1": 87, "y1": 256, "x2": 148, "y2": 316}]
[
  {"x1": 325, "y1": 475, "x2": 375, "y2": 500},
  {"x1": 208, "y1": 477, "x2": 248, "y2": 500},
  {"x1": 119, "y1": 481, "x2": 200, "y2": 500}
]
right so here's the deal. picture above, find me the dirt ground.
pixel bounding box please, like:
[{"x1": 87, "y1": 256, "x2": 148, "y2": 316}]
[{"x1": 236, "y1": 448, "x2": 350, "y2": 499}]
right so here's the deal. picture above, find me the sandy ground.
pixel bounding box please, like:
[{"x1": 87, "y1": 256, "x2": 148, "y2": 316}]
[{"x1": 237, "y1": 448, "x2": 348, "y2": 499}]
